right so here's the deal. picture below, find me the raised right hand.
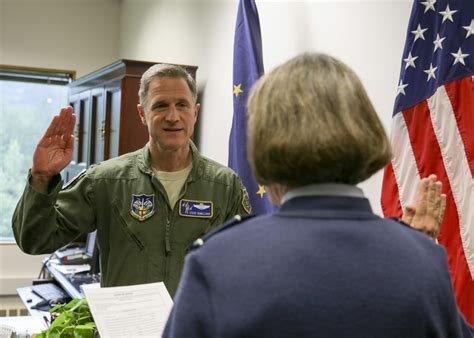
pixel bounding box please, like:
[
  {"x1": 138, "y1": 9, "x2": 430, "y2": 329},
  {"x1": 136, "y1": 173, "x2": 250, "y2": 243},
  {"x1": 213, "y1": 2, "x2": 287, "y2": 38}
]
[
  {"x1": 30, "y1": 106, "x2": 76, "y2": 192},
  {"x1": 402, "y1": 174, "x2": 446, "y2": 239}
]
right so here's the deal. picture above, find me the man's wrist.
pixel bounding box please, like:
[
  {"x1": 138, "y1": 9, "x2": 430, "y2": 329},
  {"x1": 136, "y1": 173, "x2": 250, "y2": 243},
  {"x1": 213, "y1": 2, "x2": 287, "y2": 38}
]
[{"x1": 29, "y1": 171, "x2": 54, "y2": 194}]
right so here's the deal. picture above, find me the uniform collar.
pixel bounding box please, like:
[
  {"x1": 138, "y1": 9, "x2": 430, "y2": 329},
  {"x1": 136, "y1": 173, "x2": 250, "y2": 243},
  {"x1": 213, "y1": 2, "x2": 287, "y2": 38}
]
[
  {"x1": 280, "y1": 184, "x2": 372, "y2": 215},
  {"x1": 279, "y1": 194, "x2": 374, "y2": 216},
  {"x1": 137, "y1": 140, "x2": 204, "y2": 182},
  {"x1": 281, "y1": 183, "x2": 364, "y2": 205}
]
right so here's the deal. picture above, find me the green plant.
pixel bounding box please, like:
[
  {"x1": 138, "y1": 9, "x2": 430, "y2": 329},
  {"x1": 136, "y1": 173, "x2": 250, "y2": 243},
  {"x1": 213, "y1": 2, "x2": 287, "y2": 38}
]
[{"x1": 36, "y1": 298, "x2": 97, "y2": 338}]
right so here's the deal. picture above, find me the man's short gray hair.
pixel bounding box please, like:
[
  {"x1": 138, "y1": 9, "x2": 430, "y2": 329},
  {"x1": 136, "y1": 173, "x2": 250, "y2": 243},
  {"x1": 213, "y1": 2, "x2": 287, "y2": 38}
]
[{"x1": 138, "y1": 64, "x2": 197, "y2": 107}]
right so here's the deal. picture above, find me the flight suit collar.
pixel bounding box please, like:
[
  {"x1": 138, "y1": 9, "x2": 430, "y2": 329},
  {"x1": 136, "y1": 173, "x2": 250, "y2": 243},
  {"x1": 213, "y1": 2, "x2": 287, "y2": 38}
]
[
  {"x1": 137, "y1": 140, "x2": 205, "y2": 183},
  {"x1": 187, "y1": 141, "x2": 205, "y2": 183}
]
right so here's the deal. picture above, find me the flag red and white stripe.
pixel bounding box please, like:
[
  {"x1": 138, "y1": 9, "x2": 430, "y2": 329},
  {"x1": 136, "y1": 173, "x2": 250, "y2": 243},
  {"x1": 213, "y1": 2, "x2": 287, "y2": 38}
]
[
  {"x1": 381, "y1": 0, "x2": 473, "y2": 324},
  {"x1": 382, "y1": 76, "x2": 474, "y2": 323}
]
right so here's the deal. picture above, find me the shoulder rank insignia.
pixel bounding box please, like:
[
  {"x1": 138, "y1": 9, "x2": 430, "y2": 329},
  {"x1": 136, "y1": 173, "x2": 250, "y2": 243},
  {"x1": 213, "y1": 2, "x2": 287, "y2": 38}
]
[
  {"x1": 190, "y1": 214, "x2": 257, "y2": 251},
  {"x1": 242, "y1": 187, "x2": 252, "y2": 214},
  {"x1": 179, "y1": 199, "x2": 213, "y2": 218},
  {"x1": 130, "y1": 194, "x2": 155, "y2": 221}
]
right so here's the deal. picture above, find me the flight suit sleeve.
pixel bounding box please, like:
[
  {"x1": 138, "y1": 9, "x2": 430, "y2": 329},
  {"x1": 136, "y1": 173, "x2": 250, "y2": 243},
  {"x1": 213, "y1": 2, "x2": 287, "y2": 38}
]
[
  {"x1": 224, "y1": 175, "x2": 251, "y2": 220},
  {"x1": 162, "y1": 253, "x2": 214, "y2": 338},
  {"x1": 12, "y1": 170, "x2": 96, "y2": 254}
]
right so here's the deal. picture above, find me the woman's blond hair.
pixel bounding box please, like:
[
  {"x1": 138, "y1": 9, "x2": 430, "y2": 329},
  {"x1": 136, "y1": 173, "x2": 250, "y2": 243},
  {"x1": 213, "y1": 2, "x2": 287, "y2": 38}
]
[{"x1": 247, "y1": 53, "x2": 391, "y2": 187}]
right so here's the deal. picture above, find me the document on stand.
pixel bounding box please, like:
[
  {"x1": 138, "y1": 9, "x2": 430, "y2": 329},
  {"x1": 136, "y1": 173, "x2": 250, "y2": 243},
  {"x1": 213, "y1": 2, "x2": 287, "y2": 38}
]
[
  {"x1": 53, "y1": 263, "x2": 91, "y2": 275},
  {"x1": 82, "y1": 282, "x2": 173, "y2": 338}
]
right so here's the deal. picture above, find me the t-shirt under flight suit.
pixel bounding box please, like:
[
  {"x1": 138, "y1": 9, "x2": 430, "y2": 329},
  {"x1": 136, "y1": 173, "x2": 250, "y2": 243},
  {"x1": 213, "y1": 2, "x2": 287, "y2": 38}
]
[{"x1": 12, "y1": 141, "x2": 251, "y2": 297}]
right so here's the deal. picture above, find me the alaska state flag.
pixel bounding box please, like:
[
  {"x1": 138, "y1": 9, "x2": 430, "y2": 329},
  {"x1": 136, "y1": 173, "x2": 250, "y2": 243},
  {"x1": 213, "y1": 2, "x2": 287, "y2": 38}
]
[{"x1": 229, "y1": 0, "x2": 275, "y2": 214}]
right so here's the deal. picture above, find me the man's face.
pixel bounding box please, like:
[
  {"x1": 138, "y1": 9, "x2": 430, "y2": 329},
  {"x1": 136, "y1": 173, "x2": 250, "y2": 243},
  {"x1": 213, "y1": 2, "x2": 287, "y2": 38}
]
[{"x1": 137, "y1": 77, "x2": 199, "y2": 152}]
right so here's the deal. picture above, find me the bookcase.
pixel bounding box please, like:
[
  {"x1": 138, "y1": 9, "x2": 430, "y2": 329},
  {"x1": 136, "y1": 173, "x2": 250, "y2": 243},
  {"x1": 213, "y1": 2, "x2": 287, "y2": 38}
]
[{"x1": 63, "y1": 60, "x2": 197, "y2": 182}]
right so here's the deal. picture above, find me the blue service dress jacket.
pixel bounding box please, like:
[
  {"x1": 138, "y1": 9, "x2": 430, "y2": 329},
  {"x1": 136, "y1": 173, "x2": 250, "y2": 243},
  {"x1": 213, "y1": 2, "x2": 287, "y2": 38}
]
[{"x1": 163, "y1": 195, "x2": 473, "y2": 338}]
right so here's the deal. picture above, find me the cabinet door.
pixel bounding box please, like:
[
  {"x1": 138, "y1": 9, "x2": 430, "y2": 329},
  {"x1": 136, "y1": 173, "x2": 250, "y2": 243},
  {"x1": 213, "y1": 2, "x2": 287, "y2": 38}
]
[
  {"x1": 105, "y1": 83, "x2": 122, "y2": 159},
  {"x1": 63, "y1": 93, "x2": 88, "y2": 184},
  {"x1": 69, "y1": 94, "x2": 81, "y2": 163},
  {"x1": 120, "y1": 77, "x2": 148, "y2": 154},
  {"x1": 90, "y1": 87, "x2": 106, "y2": 165},
  {"x1": 78, "y1": 91, "x2": 91, "y2": 165}
]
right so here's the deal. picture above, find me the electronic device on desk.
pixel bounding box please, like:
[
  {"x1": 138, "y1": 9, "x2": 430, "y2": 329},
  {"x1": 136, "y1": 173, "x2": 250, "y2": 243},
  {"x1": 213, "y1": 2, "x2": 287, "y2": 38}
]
[
  {"x1": 48, "y1": 231, "x2": 101, "y2": 299},
  {"x1": 68, "y1": 273, "x2": 101, "y2": 295},
  {"x1": 30, "y1": 283, "x2": 71, "y2": 311},
  {"x1": 55, "y1": 231, "x2": 97, "y2": 265}
]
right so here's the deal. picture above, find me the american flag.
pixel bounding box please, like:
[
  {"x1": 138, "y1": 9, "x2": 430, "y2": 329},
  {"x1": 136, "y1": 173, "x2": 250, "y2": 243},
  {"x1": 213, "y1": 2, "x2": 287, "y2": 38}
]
[
  {"x1": 229, "y1": 0, "x2": 275, "y2": 214},
  {"x1": 381, "y1": 0, "x2": 474, "y2": 323}
]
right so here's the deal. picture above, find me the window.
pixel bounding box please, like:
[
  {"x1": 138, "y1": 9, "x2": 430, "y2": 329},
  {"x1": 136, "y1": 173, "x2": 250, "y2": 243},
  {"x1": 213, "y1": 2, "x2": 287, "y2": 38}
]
[{"x1": 0, "y1": 66, "x2": 75, "y2": 241}]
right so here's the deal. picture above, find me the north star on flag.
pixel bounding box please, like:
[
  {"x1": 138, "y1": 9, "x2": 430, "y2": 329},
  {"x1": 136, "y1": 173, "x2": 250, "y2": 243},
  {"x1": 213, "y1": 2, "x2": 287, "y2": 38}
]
[
  {"x1": 229, "y1": 0, "x2": 275, "y2": 214},
  {"x1": 381, "y1": 0, "x2": 474, "y2": 324}
]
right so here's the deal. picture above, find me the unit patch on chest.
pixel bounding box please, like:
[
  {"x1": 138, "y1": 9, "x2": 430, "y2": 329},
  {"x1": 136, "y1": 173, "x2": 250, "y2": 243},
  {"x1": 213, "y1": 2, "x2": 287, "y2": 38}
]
[
  {"x1": 179, "y1": 199, "x2": 213, "y2": 218},
  {"x1": 130, "y1": 194, "x2": 155, "y2": 221}
]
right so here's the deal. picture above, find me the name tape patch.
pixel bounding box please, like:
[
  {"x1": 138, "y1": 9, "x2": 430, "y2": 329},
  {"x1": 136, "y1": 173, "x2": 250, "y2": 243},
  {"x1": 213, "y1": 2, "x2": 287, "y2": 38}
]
[{"x1": 179, "y1": 199, "x2": 213, "y2": 218}]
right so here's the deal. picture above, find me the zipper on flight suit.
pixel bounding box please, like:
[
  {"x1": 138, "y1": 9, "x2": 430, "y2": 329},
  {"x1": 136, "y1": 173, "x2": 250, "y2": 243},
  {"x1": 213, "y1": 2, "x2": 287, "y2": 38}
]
[
  {"x1": 163, "y1": 192, "x2": 182, "y2": 283},
  {"x1": 164, "y1": 197, "x2": 181, "y2": 256},
  {"x1": 162, "y1": 163, "x2": 196, "y2": 283},
  {"x1": 164, "y1": 175, "x2": 193, "y2": 256},
  {"x1": 165, "y1": 218, "x2": 171, "y2": 254},
  {"x1": 150, "y1": 174, "x2": 172, "y2": 255}
]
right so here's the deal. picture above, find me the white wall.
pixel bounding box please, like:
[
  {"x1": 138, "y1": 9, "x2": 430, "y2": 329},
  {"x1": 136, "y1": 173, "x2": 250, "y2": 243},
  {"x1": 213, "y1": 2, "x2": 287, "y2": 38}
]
[
  {"x1": 0, "y1": 244, "x2": 49, "y2": 295},
  {"x1": 0, "y1": 0, "x2": 121, "y2": 77},
  {"x1": 119, "y1": 0, "x2": 412, "y2": 215}
]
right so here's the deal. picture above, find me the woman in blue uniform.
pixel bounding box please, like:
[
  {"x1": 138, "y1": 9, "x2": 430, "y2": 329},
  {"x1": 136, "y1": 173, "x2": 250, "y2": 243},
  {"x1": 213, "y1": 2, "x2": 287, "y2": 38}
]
[{"x1": 163, "y1": 53, "x2": 473, "y2": 338}]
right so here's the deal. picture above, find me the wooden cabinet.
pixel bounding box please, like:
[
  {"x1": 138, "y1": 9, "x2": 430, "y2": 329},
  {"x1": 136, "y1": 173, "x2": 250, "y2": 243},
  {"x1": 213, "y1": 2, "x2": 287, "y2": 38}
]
[{"x1": 63, "y1": 60, "x2": 197, "y2": 182}]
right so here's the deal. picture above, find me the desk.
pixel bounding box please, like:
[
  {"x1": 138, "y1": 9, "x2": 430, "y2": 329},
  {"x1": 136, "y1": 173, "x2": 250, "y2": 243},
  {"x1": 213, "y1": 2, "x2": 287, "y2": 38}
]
[
  {"x1": 0, "y1": 316, "x2": 48, "y2": 336},
  {"x1": 16, "y1": 259, "x2": 100, "y2": 318},
  {"x1": 16, "y1": 286, "x2": 50, "y2": 318}
]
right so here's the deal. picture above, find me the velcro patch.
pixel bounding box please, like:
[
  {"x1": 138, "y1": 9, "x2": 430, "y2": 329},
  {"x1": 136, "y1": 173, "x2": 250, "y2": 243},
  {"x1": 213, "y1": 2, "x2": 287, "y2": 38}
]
[
  {"x1": 130, "y1": 194, "x2": 155, "y2": 221},
  {"x1": 179, "y1": 199, "x2": 213, "y2": 218}
]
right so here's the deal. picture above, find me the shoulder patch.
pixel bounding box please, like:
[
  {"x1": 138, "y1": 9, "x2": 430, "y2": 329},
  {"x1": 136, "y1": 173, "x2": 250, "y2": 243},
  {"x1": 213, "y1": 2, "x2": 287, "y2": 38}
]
[
  {"x1": 242, "y1": 187, "x2": 252, "y2": 214},
  {"x1": 62, "y1": 169, "x2": 87, "y2": 190},
  {"x1": 189, "y1": 214, "x2": 257, "y2": 251}
]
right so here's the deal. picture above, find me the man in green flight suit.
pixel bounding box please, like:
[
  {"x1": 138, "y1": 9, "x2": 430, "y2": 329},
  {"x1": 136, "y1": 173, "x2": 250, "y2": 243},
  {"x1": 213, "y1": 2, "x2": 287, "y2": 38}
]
[{"x1": 12, "y1": 64, "x2": 251, "y2": 297}]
